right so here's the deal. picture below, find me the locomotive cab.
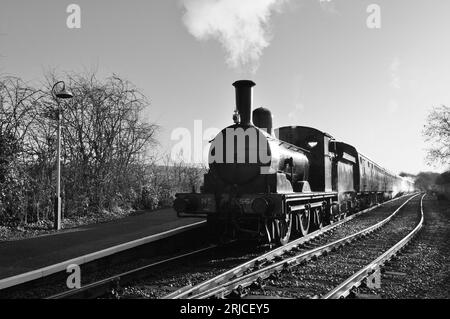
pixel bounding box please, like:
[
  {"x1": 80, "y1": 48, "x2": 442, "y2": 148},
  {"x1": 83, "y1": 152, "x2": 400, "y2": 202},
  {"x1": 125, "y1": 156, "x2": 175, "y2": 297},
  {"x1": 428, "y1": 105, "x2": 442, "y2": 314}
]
[{"x1": 275, "y1": 126, "x2": 334, "y2": 193}]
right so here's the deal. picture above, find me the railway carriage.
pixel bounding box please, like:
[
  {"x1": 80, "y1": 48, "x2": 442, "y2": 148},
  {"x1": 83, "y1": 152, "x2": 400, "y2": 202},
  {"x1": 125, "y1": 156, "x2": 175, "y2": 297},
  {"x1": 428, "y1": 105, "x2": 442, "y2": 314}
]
[{"x1": 174, "y1": 80, "x2": 414, "y2": 245}]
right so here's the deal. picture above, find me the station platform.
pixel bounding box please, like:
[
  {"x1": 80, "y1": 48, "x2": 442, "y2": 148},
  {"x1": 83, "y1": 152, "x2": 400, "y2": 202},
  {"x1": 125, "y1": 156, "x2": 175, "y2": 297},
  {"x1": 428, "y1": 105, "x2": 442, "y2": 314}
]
[{"x1": 0, "y1": 208, "x2": 204, "y2": 289}]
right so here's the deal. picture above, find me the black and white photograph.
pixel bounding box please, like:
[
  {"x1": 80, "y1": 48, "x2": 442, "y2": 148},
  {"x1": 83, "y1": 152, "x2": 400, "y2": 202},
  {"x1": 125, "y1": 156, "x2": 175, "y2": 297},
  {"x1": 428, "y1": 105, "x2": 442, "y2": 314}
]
[{"x1": 0, "y1": 0, "x2": 449, "y2": 309}]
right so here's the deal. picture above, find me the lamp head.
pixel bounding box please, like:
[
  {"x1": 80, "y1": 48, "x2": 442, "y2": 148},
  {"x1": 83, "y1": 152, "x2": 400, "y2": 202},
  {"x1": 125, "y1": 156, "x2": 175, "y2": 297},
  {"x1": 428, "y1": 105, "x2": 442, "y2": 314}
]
[
  {"x1": 55, "y1": 88, "x2": 73, "y2": 99},
  {"x1": 53, "y1": 81, "x2": 73, "y2": 99}
]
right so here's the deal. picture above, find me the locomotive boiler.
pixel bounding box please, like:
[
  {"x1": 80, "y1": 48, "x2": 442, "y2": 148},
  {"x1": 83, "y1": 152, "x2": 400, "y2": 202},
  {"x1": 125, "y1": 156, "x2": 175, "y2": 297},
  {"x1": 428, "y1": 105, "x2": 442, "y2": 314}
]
[{"x1": 174, "y1": 80, "x2": 414, "y2": 245}]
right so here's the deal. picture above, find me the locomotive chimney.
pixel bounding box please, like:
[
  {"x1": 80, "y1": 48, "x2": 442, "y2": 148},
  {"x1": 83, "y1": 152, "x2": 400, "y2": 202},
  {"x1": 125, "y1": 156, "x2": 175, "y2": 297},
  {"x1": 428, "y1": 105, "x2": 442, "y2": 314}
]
[{"x1": 233, "y1": 80, "x2": 255, "y2": 125}]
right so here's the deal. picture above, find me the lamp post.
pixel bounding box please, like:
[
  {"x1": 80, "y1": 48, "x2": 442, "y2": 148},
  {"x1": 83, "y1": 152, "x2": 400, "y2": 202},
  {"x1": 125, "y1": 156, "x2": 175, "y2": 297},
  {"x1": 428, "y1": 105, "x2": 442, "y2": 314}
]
[{"x1": 51, "y1": 81, "x2": 73, "y2": 230}]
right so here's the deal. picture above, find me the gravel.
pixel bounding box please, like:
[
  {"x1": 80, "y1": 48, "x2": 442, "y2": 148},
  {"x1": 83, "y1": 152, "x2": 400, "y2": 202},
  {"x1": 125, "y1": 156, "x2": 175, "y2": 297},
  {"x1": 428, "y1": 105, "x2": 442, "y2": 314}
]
[
  {"x1": 245, "y1": 196, "x2": 421, "y2": 299},
  {"x1": 119, "y1": 243, "x2": 266, "y2": 298},
  {"x1": 375, "y1": 196, "x2": 450, "y2": 298}
]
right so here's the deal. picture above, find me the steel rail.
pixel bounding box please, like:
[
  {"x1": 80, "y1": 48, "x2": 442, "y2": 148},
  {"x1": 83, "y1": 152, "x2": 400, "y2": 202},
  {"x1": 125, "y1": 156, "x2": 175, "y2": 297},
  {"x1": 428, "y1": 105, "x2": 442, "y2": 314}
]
[
  {"x1": 323, "y1": 193, "x2": 426, "y2": 299},
  {"x1": 47, "y1": 244, "x2": 218, "y2": 299},
  {"x1": 164, "y1": 193, "x2": 418, "y2": 299}
]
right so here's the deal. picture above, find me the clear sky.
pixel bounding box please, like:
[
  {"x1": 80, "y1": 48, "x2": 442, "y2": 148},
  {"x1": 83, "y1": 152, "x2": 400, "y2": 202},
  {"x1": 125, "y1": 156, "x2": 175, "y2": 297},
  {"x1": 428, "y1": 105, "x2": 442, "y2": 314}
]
[{"x1": 1, "y1": 0, "x2": 449, "y2": 174}]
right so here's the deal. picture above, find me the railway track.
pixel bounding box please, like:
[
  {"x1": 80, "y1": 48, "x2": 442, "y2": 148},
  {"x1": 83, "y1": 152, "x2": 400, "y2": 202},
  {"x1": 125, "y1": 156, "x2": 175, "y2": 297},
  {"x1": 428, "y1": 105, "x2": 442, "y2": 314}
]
[
  {"x1": 47, "y1": 194, "x2": 416, "y2": 299},
  {"x1": 375, "y1": 195, "x2": 450, "y2": 299},
  {"x1": 45, "y1": 245, "x2": 219, "y2": 299},
  {"x1": 164, "y1": 193, "x2": 423, "y2": 299},
  {"x1": 323, "y1": 194, "x2": 425, "y2": 299}
]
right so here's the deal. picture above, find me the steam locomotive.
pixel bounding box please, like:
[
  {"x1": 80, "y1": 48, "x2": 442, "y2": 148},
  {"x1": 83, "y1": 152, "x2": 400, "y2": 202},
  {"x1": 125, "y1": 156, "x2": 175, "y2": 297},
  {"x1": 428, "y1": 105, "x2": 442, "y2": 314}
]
[{"x1": 174, "y1": 80, "x2": 414, "y2": 245}]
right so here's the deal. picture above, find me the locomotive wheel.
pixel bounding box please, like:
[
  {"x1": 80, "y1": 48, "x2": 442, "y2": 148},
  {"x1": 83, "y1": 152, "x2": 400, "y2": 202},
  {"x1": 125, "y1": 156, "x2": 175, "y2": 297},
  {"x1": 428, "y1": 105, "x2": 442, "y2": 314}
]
[
  {"x1": 315, "y1": 208, "x2": 323, "y2": 229},
  {"x1": 273, "y1": 215, "x2": 292, "y2": 246},
  {"x1": 297, "y1": 209, "x2": 310, "y2": 236}
]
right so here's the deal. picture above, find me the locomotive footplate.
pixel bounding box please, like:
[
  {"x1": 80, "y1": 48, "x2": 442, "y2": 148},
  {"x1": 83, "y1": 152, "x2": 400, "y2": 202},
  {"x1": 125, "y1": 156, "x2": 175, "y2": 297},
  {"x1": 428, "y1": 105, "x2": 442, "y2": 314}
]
[
  {"x1": 175, "y1": 191, "x2": 338, "y2": 244},
  {"x1": 173, "y1": 193, "x2": 215, "y2": 218}
]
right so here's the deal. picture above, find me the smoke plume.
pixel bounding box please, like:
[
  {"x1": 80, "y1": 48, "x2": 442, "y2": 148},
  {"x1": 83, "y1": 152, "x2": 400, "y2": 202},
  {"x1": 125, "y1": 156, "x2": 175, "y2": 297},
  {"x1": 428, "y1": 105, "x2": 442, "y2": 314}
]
[{"x1": 180, "y1": 0, "x2": 288, "y2": 73}]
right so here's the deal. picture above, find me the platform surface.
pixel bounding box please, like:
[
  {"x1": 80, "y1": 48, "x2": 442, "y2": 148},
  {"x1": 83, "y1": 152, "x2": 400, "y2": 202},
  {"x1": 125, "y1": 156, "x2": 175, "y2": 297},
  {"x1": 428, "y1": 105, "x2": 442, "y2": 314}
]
[{"x1": 0, "y1": 208, "x2": 204, "y2": 281}]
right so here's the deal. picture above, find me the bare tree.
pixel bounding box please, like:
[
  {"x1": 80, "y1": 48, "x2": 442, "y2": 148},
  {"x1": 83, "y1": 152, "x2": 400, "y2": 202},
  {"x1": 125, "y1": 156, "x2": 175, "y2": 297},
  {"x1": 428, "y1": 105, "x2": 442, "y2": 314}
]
[
  {"x1": 39, "y1": 71, "x2": 159, "y2": 214},
  {"x1": 1, "y1": 71, "x2": 160, "y2": 226},
  {"x1": 0, "y1": 76, "x2": 44, "y2": 145},
  {"x1": 423, "y1": 105, "x2": 450, "y2": 167},
  {"x1": 0, "y1": 76, "x2": 46, "y2": 224}
]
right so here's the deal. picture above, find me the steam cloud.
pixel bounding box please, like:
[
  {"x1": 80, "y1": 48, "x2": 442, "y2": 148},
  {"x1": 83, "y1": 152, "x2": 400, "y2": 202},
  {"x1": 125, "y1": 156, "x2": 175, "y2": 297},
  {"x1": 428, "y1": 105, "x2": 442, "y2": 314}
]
[{"x1": 180, "y1": 0, "x2": 288, "y2": 73}]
